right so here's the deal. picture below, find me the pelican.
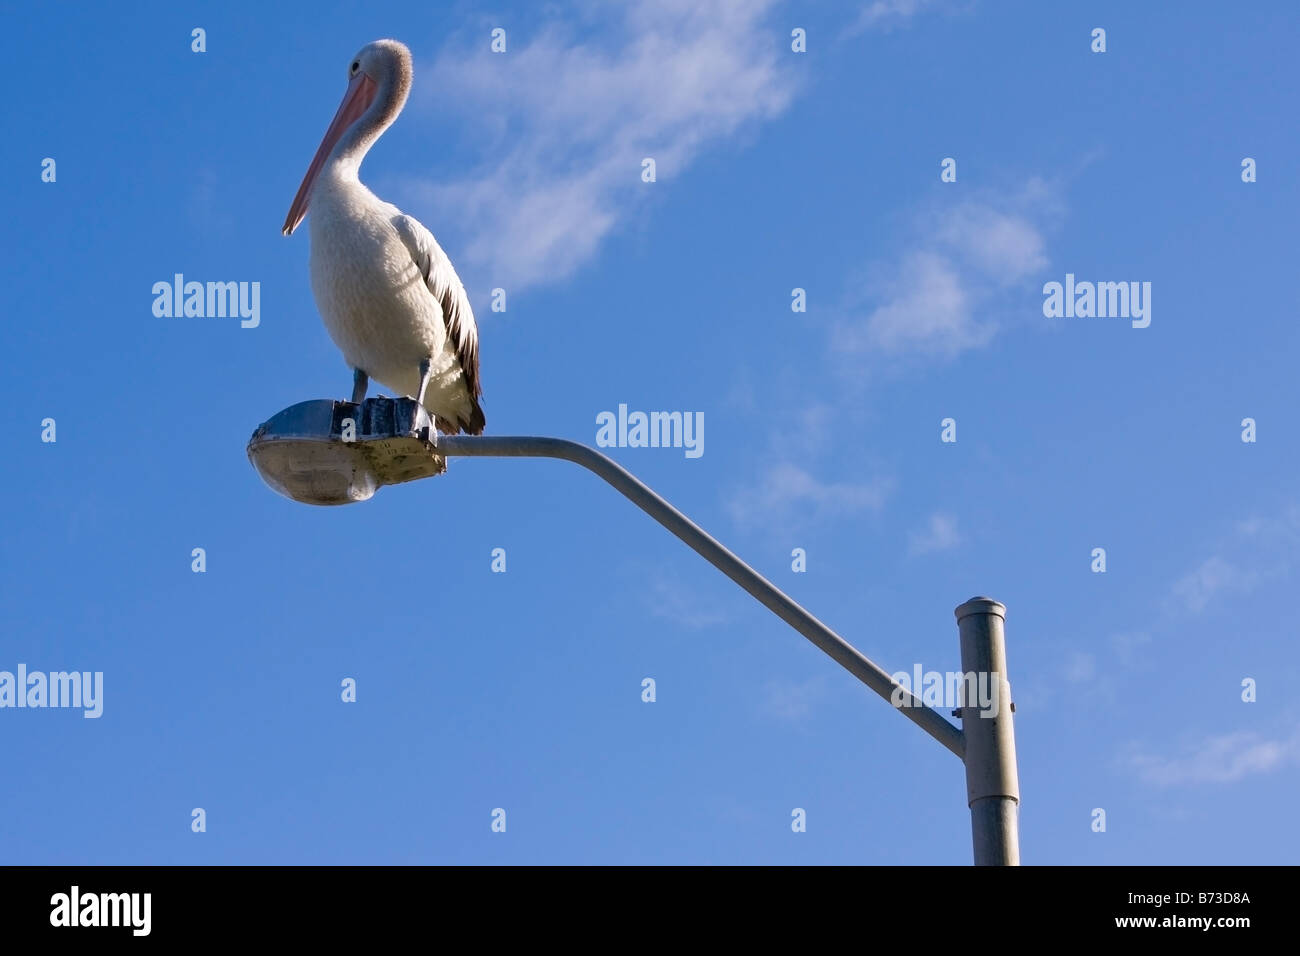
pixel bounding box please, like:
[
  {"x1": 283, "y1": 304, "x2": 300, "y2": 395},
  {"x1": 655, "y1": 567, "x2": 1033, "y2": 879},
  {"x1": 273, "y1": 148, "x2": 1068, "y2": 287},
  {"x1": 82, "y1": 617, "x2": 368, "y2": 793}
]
[{"x1": 282, "y1": 39, "x2": 484, "y2": 435}]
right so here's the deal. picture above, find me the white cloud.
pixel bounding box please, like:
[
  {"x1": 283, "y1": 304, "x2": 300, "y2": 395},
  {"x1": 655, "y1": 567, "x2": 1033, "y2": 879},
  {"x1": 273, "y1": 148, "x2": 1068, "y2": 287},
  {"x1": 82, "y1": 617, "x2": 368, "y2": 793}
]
[
  {"x1": 853, "y1": 0, "x2": 941, "y2": 33},
  {"x1": 1131, "y1": 729, "x2": 1300, "y2": 786},
  {"x1": 407, "y1": 0, "x2": 796, "y2": 290},
  {"x1": 935, "y1": 203, "x2": 1049, "y2": 282},
  {"x1": 832, "y1": 184, "x2": 1056, "y2": 362},
  {"x1": 1234, "y1": 504, "x2": 1300, "y2": 544},
  {"x1": 725, "y1": 462, "x2": 892, "y2": 530},
  {"x1": 907, "y1": 511, "x2": 963, "y2": 556},
  {"x1": 834, "y1": 251, "x2": 985, "y2": 358},
  {"x1": 1171, "y1": 556, "x2": 1259, "y2": 613},
  {"x1": 1166, "y1": 502, "x2": 1299, "y2": 614}
]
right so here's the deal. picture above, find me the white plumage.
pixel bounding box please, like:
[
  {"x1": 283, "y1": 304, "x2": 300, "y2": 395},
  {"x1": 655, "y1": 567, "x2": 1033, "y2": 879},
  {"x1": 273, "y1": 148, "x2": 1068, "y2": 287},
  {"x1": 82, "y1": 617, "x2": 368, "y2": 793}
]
[{"x1": 283, "y1": 39, "x2": 484, "y2": 434}]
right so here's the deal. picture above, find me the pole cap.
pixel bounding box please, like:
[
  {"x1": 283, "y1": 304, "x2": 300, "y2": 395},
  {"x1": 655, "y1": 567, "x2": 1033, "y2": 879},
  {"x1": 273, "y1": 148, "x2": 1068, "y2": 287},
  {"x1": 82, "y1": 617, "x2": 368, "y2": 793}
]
[{"x1": 954, "y1": 596, "x2": 1006, "y2": 622}]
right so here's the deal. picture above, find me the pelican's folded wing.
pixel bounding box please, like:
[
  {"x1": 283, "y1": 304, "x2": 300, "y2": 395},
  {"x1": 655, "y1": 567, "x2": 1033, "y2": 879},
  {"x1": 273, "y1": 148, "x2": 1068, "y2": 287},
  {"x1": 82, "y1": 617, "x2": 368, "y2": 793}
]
[{"x1": 391, "y1": 212, "x2": 483, "y2": 414}]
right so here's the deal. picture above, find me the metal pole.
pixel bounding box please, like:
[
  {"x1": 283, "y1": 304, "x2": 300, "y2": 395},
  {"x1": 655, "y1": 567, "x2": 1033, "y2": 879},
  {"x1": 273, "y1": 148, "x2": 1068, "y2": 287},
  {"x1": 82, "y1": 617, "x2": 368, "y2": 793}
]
[
  {"x1": 954, "y1": 598, "x2": 1020, "y2": 865},
  {"x1": 438, "y1": 435, "x2": 965, "y2": 759}
]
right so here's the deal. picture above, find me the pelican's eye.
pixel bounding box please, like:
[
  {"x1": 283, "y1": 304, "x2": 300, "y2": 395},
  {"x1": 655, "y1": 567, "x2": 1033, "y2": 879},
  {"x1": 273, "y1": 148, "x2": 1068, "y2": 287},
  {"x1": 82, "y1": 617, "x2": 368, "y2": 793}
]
[{"x1": 350, "y1": 61, "x2": 360, "y2": 75}]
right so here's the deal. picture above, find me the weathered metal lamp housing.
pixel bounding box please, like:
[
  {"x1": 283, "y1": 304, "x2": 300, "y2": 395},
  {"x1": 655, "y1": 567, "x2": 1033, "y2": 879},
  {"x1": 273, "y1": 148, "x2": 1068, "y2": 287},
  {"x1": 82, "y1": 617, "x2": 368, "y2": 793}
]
[{"x1": 246, "y1": 397, "x2": 445, "y2": 506}]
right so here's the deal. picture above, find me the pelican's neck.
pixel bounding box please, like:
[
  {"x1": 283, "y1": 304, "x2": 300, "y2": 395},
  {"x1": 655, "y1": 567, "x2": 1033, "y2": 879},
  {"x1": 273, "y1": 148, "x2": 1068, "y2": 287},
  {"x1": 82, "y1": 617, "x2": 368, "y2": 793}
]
[{"x1": 327, "y1": 64, "x2": 411, "y2": 183}]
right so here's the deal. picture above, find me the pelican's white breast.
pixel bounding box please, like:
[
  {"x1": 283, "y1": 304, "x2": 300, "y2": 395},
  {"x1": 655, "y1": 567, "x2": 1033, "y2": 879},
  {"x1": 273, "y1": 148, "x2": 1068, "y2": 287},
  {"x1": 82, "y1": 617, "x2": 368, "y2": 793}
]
[{"x1": 306, "y1": 178, "x2": 447, "y2": 387}]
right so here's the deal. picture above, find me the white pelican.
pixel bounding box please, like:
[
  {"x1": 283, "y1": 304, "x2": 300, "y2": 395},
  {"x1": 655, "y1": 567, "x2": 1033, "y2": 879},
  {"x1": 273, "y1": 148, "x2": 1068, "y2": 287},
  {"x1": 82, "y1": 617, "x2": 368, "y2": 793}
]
[{"x1": 283, "y1": 39, "x2": 484, "y2": 435}]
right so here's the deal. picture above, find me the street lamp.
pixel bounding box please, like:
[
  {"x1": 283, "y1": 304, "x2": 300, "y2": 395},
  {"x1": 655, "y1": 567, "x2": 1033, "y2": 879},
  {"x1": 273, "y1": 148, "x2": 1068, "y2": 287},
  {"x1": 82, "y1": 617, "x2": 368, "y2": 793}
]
[{"x1": 248, "y1": 396, "x2": 1021, "y2": 864}]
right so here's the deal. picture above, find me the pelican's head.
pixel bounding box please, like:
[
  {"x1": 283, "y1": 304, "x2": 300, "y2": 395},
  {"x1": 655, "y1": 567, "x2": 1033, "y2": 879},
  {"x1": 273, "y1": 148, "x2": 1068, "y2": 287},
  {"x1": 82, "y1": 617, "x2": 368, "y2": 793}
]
[
  {"x1": 282, "y1": 39, "x2": 413, "y2": 236},
  {"x1": 347, "y1": 39, "x2": 412, "y2": 94}
]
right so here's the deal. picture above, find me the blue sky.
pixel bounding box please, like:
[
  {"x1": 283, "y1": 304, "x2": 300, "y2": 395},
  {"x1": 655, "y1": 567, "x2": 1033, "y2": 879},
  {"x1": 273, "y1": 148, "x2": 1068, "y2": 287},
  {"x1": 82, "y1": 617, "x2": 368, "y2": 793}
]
[{"x1": 2, "y1": 0, "x2": 1298, "y2": 864}]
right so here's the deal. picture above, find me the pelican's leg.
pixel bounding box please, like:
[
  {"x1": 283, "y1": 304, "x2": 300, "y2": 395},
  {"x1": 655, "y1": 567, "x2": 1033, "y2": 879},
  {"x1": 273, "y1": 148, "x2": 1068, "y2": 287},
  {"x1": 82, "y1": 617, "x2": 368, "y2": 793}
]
[
  {"x1": 351, "y1": 368, "x2": 368, "y2": 404},
  {"x1": 415, "y1": 358, "x2": 433, "y2": 407}
]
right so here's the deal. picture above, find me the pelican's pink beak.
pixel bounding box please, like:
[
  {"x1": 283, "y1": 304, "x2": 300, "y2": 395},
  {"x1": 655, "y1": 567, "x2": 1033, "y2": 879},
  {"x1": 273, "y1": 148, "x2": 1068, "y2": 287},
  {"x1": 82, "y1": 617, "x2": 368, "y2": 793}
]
[{"x1": 282, "y1": 72, "x2": 378, "y2": 236}]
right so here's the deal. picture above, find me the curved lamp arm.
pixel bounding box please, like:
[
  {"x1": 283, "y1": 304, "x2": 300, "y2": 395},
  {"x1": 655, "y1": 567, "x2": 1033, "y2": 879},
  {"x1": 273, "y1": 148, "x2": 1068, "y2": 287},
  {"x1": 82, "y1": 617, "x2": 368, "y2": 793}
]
[{"x1": 438, "y1": 436, "x2": 965, "y2": 760}]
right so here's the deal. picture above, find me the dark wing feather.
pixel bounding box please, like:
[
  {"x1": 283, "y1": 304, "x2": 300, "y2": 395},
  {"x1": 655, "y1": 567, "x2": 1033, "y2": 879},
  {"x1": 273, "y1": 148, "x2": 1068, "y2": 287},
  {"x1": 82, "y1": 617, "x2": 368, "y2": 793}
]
[{"x1": 392, "y1": 213, "x2": 485, "y2": 434}]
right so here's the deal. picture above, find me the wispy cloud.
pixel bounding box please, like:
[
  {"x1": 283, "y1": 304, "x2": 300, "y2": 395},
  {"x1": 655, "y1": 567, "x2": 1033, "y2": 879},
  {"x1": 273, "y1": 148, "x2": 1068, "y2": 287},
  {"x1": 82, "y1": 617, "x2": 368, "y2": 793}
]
[
  {"x1": 761, "y1": 676, "x2": 828, "y2": 722},
  {"x1": 1171, "y1": 556, "x2": 1259, "y2": 614},
  {"x1": 1039, "y1": 633, "x2": 1150, "y2": 705},
  {"x1": 644, "y1": 568, "x2": 728, "y2": 631},
  {"x1": 1110, "y1": 631, "x2": 1152, "y2": 668},
  {"x1": 1062, "y1": 650, "x2": 1096, "y2": 684},
  {"x1": 851, "y1": 0, "x2": 943, "y2": 34},
  {"x1": 1130, "y1": 729, "x2": 1300, "y2": 786},
  {"x1": 907, "y1": 511, "x2": 963, "y2": 556},
  {"x1": 832, "y1": 182, "x2": 1056, "y2": 364},
  {"x1": 834, "y1": 251, "x2": 984, "y2": 358},
  {"x1": 1234, "y1": 504, "x2": 1300, "y2": 546},
  {"x1": 1165, "y1": 501, "x2": 1299, "y2": 615},
  {"x1": 409, "y1": 0, "x2": 796, "y2": 290},
  {"x1": 934, "y1": 200, "x2": 1049, "y2": 283},
  {"x1": 725, "y1": 462, "x2": 893, "y2": 530}
]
